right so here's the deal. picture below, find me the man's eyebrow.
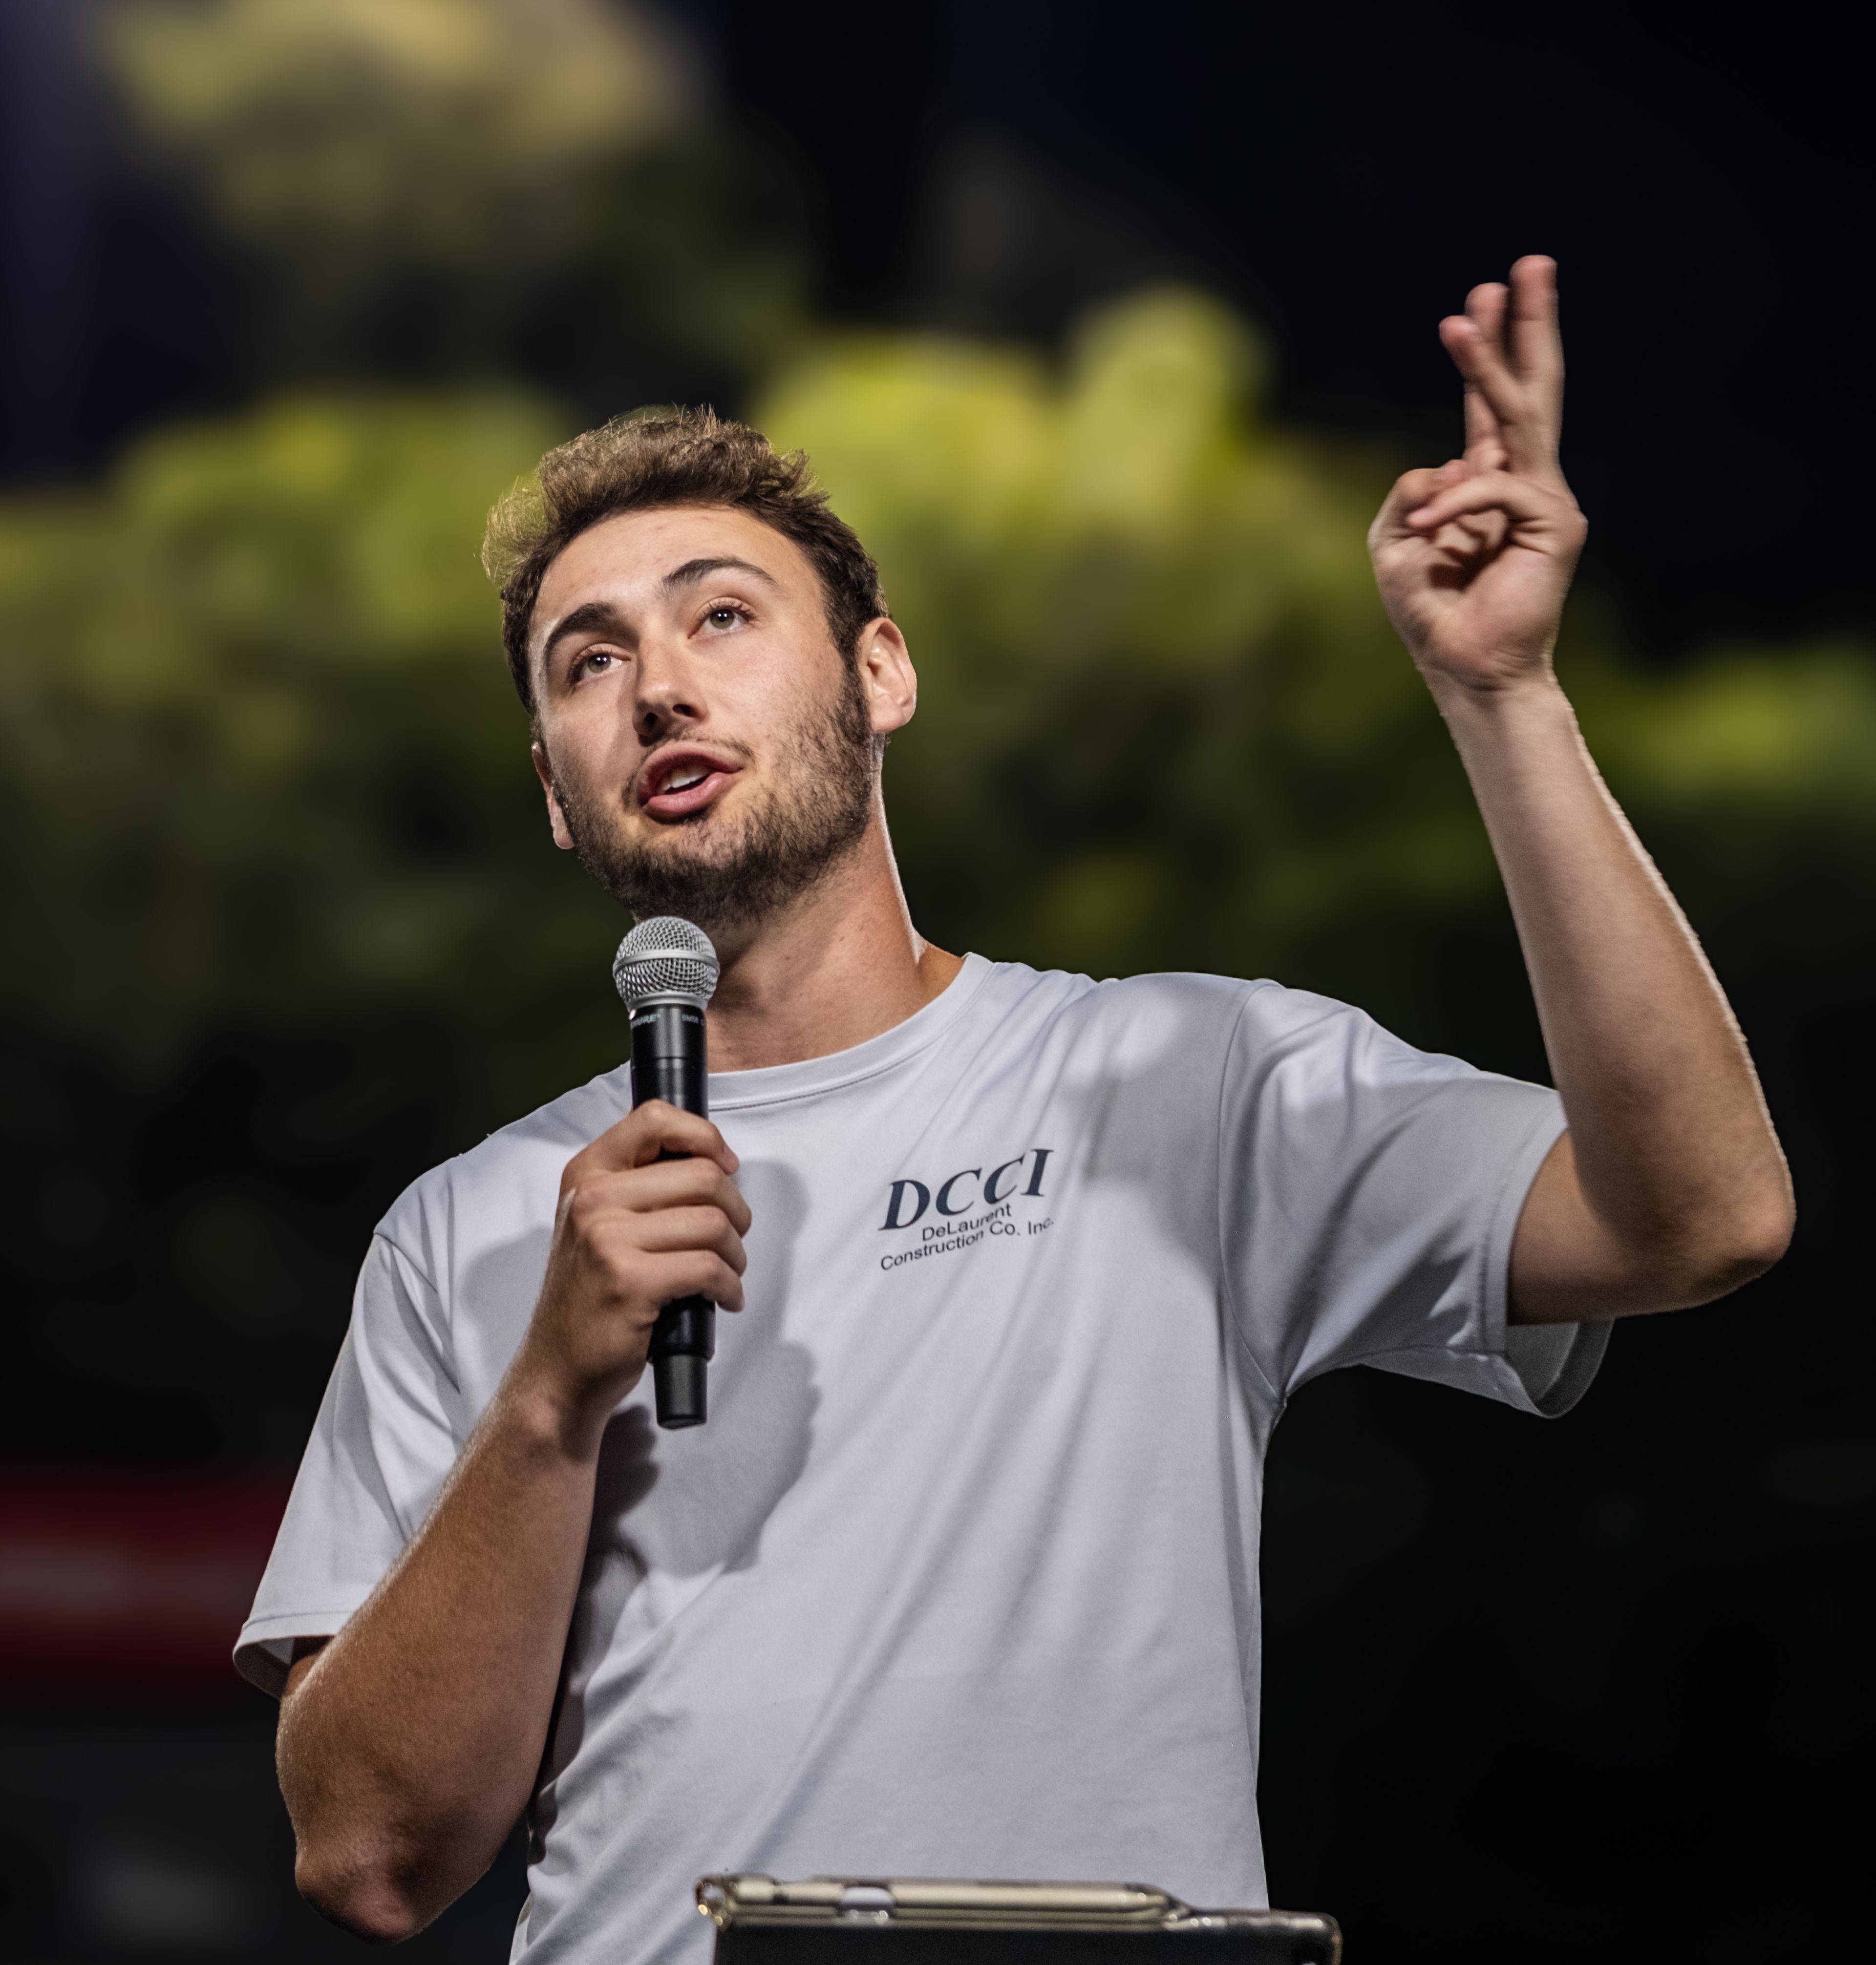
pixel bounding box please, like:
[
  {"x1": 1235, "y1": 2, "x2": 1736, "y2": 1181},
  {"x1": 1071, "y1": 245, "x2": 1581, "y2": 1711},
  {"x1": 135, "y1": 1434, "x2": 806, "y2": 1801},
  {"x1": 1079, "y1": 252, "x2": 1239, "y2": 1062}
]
[
  {"x1": 541, "y1": 599, "x2": 631, "y2": 669},
  {"x1": 661, "y1": 555, "x2": 779, "y2": 594}
]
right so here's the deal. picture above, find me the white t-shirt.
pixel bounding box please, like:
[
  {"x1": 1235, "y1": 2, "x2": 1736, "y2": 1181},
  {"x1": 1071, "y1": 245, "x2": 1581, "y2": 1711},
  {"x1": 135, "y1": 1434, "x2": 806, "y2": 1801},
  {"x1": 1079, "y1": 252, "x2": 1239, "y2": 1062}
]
[{"x1": 239, "y1": 957, "x2": 1606, "y2": 1964}]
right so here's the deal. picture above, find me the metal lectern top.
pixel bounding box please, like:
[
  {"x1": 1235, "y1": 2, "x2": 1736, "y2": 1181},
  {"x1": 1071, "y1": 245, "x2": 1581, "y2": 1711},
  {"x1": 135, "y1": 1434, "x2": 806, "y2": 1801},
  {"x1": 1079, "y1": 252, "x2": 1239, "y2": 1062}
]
[{"x1": 696, "y1": 1876, "x2": 1341, "y2": 1965}]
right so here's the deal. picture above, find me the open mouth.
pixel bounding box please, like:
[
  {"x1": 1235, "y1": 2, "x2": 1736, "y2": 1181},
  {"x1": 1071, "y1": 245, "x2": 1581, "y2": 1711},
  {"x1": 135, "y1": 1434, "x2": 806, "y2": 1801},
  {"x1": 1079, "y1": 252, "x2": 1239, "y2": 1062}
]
[{"x1": 639, "y1": 748, "x2": 740, "y2": 820}]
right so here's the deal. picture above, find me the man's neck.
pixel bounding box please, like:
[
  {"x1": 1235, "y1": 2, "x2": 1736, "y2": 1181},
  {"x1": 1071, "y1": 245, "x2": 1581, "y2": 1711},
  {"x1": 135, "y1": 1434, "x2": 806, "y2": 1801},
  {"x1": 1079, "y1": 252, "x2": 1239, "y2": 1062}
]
[{"x1": 700, "y1": 815, "x2": 964, "y2": 1073}]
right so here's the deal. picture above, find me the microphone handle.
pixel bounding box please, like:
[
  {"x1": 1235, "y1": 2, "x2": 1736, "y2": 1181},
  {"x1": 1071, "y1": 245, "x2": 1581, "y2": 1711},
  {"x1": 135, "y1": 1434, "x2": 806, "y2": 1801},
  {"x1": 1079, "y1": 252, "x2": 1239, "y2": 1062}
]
[{"x1": 628, "y1": 1000, "x2": 714, "y2": 1429}]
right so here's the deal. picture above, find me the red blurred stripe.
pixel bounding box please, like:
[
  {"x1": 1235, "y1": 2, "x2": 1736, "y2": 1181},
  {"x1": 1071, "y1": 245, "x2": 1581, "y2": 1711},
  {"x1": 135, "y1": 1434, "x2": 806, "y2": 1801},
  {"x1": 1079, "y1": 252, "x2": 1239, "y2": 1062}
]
[{"x1": 0, "y1": 1476, "x2": 288, "y2": 1690}]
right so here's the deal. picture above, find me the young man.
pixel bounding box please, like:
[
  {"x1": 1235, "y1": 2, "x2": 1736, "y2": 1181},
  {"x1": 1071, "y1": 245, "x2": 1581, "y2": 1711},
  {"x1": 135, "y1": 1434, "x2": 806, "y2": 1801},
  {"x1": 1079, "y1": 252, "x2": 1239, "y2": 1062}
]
[{"x1": 239, "y1": 260, "x2": 1791, "y2": 1961}]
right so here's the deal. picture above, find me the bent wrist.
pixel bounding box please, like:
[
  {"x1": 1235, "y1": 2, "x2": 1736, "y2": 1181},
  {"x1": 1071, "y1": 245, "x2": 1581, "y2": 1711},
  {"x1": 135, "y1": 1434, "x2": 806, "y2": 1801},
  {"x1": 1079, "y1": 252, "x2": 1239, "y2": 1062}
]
[
  {"x1": 1426, "y1": 663, "x2": 1576, "y2": 743},
  {"x1": 497, "y1": 1347, "x2": 621, "y2": 1467}
]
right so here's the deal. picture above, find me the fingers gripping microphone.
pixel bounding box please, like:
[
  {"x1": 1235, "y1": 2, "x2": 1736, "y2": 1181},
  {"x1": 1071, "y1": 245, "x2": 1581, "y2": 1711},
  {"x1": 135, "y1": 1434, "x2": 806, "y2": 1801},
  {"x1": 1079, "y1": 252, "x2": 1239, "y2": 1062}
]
[{"x1": 613, "y1": 917, "x2": 722, "y2": 1430}]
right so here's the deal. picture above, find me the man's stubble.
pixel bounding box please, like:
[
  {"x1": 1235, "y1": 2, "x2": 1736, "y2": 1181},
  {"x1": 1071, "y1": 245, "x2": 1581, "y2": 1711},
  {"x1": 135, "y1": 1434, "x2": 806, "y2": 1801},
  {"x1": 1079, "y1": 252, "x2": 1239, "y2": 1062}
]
[{"x1": 546, "y1": 656, "x2": 881, "y2": 934}]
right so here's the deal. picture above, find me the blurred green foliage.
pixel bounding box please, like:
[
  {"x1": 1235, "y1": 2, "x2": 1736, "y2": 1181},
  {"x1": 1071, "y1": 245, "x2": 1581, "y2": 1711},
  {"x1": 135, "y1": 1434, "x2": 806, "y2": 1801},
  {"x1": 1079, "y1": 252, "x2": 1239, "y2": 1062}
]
[
  {"x1": 101, "y1": 0, "x2": 687, "y2": 267},
  {"x1": 98, "y1": 0, "x2": 808, "y2": 390},
  {"x1": 2, "y1": 391, "x2": 587, "y2": 1084},
  {"x1": 4, "y1": 290, "x2": 1874, "y2": 1459},
  {"x1": 0, "y1": 392, "x2": 596, "y2": 1455}
]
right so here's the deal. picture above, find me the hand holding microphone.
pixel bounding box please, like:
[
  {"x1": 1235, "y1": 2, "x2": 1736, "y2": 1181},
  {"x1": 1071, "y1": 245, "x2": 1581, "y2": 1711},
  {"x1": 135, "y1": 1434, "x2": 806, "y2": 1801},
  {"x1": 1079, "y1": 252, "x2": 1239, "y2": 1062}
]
[{"x1": 515, "y1": 919, "x2": 744, "y2": 1449}]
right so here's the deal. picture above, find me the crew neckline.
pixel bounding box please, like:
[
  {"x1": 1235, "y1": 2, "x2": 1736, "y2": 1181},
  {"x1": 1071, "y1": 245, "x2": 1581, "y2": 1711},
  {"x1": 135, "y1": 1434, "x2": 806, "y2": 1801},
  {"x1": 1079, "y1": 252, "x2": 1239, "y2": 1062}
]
[{"x1": 706, "y1": 952, "x2": 996, "y2": 1111}]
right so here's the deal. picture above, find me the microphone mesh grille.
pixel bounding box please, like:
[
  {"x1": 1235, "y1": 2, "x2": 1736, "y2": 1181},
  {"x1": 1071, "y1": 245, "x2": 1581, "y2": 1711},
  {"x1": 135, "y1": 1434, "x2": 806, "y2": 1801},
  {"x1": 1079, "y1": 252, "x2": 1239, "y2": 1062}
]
[{"x1": 613, "y1": 916, "x2": 720, "y2": 1010}]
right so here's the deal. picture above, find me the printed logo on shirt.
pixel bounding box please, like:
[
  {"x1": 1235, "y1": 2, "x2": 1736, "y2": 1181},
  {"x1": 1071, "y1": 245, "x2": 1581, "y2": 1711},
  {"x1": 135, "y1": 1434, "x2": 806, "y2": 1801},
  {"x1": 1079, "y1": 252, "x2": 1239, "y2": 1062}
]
[{"x1": 876, "y1": 1148, "x2": 1054, "y2": 1271}]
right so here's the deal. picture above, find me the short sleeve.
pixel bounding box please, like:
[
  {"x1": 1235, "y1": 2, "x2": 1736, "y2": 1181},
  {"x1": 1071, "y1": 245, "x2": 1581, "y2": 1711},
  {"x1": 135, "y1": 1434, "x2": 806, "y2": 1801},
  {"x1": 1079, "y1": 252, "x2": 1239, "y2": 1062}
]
[
  {"x1": 1218, "y1": 984, "x2": 1608, "y2": 1416},
  {"x1": 234, "y1": 1233, "x2": 464, "y2": 1695}
]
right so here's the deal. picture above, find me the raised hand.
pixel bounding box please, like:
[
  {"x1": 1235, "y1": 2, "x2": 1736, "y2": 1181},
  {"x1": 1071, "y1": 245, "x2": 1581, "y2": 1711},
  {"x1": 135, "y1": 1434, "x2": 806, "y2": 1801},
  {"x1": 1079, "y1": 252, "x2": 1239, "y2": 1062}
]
[{"x1": 1368, "y1": 256, "x2": 1587, "y2": 694}]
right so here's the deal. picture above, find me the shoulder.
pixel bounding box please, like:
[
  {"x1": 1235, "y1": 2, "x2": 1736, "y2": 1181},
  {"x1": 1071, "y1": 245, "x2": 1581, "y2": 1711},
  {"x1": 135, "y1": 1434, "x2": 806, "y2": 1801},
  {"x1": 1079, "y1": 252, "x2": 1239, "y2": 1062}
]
[
  {"x1": 977, "y1": 962, "x2": 1475, "y2": 1088},
  {"x1": 982, "y1": 959, "x2": 1275, "y2": 1032},
  {"x1": 373, "y1": 1064, "x2": 633, "y2": 1277},
  {"x1": 1223, "y1": 981, "x2": 1504, "y2": 1090},
  {"x1": 969, "y1": 960, "x2": 1298, "y2": 1071}
]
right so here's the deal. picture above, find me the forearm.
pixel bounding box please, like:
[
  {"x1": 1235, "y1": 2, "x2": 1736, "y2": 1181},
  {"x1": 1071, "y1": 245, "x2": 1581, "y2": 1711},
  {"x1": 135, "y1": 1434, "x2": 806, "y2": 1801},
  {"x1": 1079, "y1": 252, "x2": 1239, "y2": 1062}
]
[
  {"x1": 278, "y1": 1363, "x2": 604, "y2": 1940},
  {"x1": 1434, "y1": 670, "x2": 1793, "y2": 1310}
]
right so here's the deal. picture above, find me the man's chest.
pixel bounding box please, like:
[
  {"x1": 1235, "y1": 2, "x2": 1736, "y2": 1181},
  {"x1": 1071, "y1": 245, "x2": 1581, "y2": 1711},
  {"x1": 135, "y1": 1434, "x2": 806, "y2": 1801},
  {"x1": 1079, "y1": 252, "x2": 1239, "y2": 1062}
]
[{"x1": 442, "y1": 1053, "x2": 1222, "y2": 1424}]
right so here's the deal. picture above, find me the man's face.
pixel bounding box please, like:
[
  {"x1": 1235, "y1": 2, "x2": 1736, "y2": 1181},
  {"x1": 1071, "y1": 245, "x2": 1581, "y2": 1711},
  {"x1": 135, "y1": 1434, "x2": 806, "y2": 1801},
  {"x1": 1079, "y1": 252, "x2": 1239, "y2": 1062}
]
[{"x1": 528, "y1": 504, "x2": 912, "y2": 935}]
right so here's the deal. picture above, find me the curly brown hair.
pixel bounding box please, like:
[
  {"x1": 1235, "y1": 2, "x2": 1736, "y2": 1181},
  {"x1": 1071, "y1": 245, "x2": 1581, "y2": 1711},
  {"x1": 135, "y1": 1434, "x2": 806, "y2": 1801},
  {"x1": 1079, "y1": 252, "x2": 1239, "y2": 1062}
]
[{"x1": 481, "y1": 407, "x2": 888, "y2": 714}]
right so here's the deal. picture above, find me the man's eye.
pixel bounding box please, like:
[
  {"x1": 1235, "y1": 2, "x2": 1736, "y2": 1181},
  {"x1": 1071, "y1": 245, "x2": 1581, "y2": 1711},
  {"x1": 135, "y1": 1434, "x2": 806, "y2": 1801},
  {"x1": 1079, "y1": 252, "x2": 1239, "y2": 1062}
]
[
  {"x1": 704, "y1": 605, "x2": 746, "y2": 630},
  {"x1": 575, "y1": 649, "x2": 616, "y2": 678}
]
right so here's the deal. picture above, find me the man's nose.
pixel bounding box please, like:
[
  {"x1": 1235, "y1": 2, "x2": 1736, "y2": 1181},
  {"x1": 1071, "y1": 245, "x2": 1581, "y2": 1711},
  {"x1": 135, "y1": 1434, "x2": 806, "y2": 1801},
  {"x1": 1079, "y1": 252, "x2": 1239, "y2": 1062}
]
[{"x1": 632, "y1": 640, "x2": 704, "y2": 743}]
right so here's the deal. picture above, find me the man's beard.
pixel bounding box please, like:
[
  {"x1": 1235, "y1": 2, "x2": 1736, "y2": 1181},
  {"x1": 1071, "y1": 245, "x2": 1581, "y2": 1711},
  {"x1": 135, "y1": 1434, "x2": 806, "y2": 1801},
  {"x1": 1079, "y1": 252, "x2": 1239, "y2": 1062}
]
[{"x1": 547, "y1": 664, "x2": 880, "y2": 935}]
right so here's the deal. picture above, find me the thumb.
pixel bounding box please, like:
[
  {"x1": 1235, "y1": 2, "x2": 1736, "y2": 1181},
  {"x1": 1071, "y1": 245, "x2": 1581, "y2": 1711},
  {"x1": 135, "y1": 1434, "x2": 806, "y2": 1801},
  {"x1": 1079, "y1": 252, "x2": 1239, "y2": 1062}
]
[{"x1": 1371, "y1": 462, "x2": 1464, "y2": 548}]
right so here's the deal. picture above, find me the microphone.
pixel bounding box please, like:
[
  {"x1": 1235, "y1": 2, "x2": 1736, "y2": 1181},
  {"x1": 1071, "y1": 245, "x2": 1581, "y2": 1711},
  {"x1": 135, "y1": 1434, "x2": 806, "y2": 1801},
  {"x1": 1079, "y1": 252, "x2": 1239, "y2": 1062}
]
[{"x1": 613, "y1": 916, "x2": 723, "y2": 1430}]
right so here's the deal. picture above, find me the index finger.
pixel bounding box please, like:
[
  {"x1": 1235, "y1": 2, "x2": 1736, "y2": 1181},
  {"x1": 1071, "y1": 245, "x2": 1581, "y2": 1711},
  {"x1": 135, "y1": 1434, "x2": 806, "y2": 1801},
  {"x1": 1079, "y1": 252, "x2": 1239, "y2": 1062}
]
[
  {"x1": 576, "y1": 1101, "x2": 739, "y2": 1178},
  {"x1": 1462, "y1": 380, "x2": 1505, "y2": 466},
  {"x1": 1439, "y1": 313, "x2": 1556, "y2": 478},
  {"x1": 1461, "y1": 283, "x2": 1509, "y2": 465}
]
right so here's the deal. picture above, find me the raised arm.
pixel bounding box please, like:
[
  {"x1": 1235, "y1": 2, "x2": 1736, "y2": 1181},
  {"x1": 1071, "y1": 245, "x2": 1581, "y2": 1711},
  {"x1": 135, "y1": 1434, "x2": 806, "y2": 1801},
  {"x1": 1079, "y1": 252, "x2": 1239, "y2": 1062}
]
[
  {"x1": 275, "y1": 1103, "x2": 748, "y2": 1940},
  {"x1": 1368, "y1": 256, "x2": 1792, "y2": 1323}
]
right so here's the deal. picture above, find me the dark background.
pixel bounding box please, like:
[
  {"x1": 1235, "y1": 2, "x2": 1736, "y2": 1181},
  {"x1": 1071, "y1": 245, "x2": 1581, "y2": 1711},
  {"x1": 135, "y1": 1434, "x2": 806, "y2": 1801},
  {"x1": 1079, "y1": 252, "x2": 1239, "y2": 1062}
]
[{"x1": 2, "y1": 3, "x2": 1867, "y2": 1962}]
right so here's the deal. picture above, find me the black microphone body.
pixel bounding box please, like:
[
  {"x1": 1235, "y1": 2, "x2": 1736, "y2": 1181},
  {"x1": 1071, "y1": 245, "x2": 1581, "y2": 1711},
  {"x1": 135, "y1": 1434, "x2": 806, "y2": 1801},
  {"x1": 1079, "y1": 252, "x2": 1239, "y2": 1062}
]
[
  {"x1": 629, "y1": 998, "x2": 715, "y2": 1428},
  {"x1": 615, "y1": 916, "x2": 722, "y2": 1429}
]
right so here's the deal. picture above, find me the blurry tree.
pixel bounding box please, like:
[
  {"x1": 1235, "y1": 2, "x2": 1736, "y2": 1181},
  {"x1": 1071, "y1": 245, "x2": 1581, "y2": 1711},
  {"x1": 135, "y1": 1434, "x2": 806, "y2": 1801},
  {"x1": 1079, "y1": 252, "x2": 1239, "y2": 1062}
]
[
  {"x1": 4, "y1": 291, "x2": 1874, "y2": 1463},
  {"x1": 0, "y1": 390, "x2": 617, "y2": 1459},
  {"x1": 97, "y1": 0, "x2": 807, "y2": 394},
  {"x1": 101, "y1": 0, "x2": 684, "y2": 271}
]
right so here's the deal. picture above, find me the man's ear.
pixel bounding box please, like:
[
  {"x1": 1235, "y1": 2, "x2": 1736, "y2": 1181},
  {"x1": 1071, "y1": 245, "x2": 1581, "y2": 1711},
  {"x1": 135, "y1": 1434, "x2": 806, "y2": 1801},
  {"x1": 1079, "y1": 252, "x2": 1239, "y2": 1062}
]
[
  {"x1": 532, "y1": 741, "x2": 576, "y2": 851},
  {"x1": 857, "y1": 618, "x2": 917, "y2": 736}
]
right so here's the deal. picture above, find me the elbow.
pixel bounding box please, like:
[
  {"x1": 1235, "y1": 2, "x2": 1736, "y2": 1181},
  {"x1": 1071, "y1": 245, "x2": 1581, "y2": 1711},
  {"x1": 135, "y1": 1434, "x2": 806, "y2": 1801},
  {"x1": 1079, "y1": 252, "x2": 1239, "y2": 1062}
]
[
  {"x1": 294, "y1": 1842, "x2": 428, "y2": 1946},
  {"x1": 1667, "y1": 1183, "x2": 1796, "y2": 1307},
  {"x1": 1734, "y1": 1186, "x2": 1797, "y2": 1280}
]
